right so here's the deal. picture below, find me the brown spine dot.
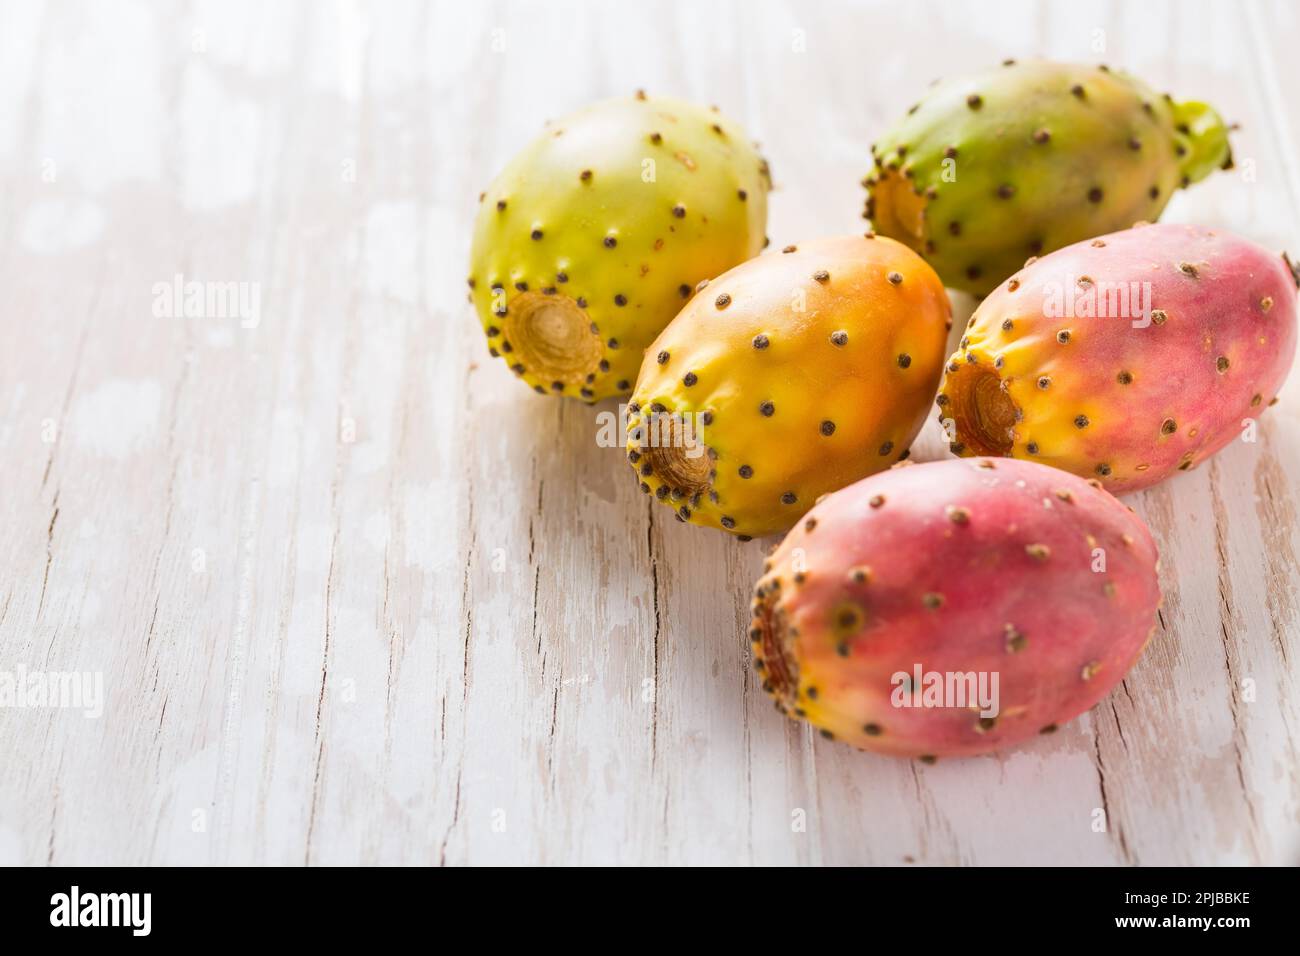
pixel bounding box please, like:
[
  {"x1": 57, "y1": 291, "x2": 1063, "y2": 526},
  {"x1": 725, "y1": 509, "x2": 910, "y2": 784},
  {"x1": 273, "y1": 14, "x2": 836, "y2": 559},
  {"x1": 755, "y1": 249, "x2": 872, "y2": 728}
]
[{"x1": 1005, "y1": 624, "x2": 1027, "y2": 653}]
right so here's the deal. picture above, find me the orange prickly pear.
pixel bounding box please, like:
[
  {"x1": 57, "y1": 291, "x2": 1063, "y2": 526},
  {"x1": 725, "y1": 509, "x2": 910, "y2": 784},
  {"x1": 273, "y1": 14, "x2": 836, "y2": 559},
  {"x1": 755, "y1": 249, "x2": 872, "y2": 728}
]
[{"x1": 626, "y1": 235, "x2": 951, "y2": 537}]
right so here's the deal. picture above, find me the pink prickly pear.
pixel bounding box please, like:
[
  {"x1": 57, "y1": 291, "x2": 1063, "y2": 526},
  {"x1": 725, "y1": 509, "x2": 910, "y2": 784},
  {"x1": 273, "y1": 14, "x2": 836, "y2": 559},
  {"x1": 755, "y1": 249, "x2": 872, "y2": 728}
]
[
  {"x1": 938, "y1": 223, "x2": 1298, "y2": 491},
  {"x1": 750, "y1": 457, "x2": 1161, "y2": 758}
]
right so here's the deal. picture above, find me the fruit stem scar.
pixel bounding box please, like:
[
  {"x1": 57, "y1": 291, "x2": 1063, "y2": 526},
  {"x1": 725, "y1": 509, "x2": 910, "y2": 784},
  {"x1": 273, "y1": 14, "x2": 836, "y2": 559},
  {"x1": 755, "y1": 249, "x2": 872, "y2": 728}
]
[
  {"x1": 501, "y1": 291, "x2": 602, "y2": 388},
  {"x1": 943, "y1": 362, "x2": 1019, "y2": 455}
]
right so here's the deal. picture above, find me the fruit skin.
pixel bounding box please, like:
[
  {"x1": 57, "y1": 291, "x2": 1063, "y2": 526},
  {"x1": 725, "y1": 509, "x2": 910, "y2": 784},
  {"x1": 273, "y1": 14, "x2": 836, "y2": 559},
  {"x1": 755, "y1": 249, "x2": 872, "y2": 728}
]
[
  {"x1": 625, "y1": 235, "x2": 952, "y2": 537},
  {"x1": 750, "y1": 457, "x2": 1161, "y2": 758},
  {"x1": 865, "y1": 59, "x2": 1233, "y2": 296},
  {"x1": 937, "y1": 222, "x2": 1298, "y2": 492},
  {"x1": 467, "y1": 93, "x2": 770, "y2": 402}
]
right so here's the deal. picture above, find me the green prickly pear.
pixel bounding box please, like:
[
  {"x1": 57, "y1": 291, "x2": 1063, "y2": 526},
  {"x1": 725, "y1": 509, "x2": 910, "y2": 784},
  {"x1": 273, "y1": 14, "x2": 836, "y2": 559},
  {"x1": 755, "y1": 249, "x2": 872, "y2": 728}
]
[
  {"x1": 468, "y1": 93, "x2": 770, "y2": 402},
  {"x1": 865, "y1": 59, "x2": 1233, "y2": 296}
]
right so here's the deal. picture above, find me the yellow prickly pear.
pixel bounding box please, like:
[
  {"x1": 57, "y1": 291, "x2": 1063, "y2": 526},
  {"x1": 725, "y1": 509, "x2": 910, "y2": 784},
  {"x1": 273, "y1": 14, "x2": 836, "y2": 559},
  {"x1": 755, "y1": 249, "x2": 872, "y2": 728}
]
[{"x1": 468, "y1": 93, "x2": 770, "y2": 401}]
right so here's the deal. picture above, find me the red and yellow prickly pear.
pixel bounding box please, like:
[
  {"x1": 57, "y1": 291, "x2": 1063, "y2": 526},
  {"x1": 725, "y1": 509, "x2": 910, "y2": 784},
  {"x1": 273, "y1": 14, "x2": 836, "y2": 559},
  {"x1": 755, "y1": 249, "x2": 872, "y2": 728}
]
[
  {"x1": 865, "y1": 59, "x2": 1233, "y2": 296},
  {"x1": 937, "y1": 222, "x2": 1298, "y2": 491},
  {"x1": 626, "y1": 235, "x2": 951, "y2": 538},
  {"x1": 468, "y1": 93, "x2": 770, "y2": 402},
  {"x1": 750, "y1": 457, "x2": 1161, "y2": 758}
]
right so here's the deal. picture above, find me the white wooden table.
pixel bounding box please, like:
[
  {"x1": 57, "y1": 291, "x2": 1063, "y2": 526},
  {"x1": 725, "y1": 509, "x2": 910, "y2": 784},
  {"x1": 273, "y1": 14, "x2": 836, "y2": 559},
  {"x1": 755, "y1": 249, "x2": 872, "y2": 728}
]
[{"x1": 1, "y1": 0, "x2": 1297, "y2": 866}]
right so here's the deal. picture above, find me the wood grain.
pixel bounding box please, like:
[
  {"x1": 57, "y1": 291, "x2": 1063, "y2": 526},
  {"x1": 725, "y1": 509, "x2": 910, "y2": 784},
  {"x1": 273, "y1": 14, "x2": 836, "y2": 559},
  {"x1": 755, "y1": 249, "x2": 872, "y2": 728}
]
[{"x1": 0, "y1": 0, "x2": 1295, "y2": 866}]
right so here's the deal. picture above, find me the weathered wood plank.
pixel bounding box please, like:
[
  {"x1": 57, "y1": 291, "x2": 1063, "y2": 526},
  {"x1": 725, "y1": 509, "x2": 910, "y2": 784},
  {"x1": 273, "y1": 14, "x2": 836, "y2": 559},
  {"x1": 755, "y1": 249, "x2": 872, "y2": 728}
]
[{"x1": 0, "y1": 0, "x2": 1293, "y2": 866}]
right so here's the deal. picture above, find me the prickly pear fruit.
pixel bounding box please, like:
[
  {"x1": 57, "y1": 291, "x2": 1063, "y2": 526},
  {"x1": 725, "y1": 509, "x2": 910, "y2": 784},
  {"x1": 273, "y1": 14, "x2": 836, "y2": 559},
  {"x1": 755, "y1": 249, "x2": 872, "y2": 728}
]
[
  {"x1": 750, "y1": 457, "x2": 1161, "y2": 757},
  {"x1": 626, "y1": 235, "x2": 951, "y2": 537},
  {"x1": 937, "y1": 222, "x2": 1298, "y2": 491},
  {"x1": 467, "y1": 93, "x2": 770, "y2": 402},
  {"x1": 866, "y1": 59, "x2": 1233, "y2": 296}
]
